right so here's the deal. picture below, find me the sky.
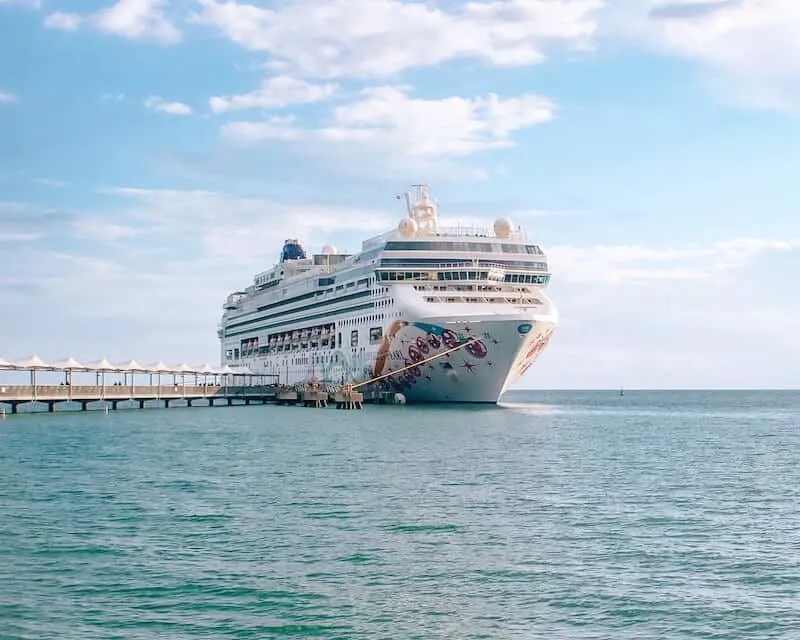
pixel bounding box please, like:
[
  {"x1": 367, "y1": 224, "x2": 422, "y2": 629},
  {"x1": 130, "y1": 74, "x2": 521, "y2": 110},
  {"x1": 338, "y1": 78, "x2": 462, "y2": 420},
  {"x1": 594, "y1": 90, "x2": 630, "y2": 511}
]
[{"x1": 1, "y1": 0, "x2": 799, "y2": 389}]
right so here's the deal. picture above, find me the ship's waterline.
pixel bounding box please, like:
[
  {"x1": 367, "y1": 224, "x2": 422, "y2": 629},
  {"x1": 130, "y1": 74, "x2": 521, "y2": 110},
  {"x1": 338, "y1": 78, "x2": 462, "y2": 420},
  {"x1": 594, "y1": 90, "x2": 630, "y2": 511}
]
[{"x1": 219, "y1": 184, "x2": 557, "y2": 403}]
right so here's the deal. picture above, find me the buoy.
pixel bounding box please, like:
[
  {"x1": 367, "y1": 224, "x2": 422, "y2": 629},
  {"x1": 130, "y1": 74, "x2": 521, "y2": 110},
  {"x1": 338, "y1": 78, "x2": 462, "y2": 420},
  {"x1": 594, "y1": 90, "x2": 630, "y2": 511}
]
[{"x1": 394, "y1": 393, "x2": 406, "y2": 405}]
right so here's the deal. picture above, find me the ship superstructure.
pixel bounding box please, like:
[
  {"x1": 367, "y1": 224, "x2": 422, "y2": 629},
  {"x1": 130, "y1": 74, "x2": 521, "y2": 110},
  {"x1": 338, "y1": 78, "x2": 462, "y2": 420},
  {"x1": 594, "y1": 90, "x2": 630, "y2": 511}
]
[{"x1": 219, "y1": 185, "x2": 557, "y2": 403}]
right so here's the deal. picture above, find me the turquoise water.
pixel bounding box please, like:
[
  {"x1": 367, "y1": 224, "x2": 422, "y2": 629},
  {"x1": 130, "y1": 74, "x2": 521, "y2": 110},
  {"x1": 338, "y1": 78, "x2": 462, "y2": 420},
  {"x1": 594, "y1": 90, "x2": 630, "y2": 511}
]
[{"x1": 1, "y1": 390, "x2": 799, "y2": 638}]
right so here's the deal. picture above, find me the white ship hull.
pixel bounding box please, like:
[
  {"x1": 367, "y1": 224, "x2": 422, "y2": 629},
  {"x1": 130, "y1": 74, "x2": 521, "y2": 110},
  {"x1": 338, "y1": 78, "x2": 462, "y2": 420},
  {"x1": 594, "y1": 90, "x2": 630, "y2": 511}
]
[
  {"x1": 370, "y1": 314, "x2": 556, "y2": 403},
  {"x1": 238, "y1": 289, "x2": 557, "y2": 404}
]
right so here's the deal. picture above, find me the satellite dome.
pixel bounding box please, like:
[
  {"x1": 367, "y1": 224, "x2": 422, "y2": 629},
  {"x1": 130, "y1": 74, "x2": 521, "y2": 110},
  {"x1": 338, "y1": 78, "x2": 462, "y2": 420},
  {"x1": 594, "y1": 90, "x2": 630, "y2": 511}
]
[
  {"x1": 322, "y1": 244, "x2": 337, "y2": 255},
  {"x1": 493, "y1": 217, "x2": 514, "y2": 239},
  {"x1": 398, "y1": 218, "x2": 418, "y2": 238}
]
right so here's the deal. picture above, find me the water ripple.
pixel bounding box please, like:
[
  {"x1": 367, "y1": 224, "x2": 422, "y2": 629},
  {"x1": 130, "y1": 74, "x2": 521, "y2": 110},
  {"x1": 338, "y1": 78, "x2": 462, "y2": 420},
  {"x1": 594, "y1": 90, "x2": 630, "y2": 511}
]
[{"x1": 1, "y1": 391, "x2": 799, "y2": 638}]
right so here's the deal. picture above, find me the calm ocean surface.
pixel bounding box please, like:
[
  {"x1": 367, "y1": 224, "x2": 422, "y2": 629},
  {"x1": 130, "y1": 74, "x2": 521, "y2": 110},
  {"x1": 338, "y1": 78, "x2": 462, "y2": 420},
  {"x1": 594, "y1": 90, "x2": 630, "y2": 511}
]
[{"x1": 1, "y1": 390, "x2": 799, "y2": 639}]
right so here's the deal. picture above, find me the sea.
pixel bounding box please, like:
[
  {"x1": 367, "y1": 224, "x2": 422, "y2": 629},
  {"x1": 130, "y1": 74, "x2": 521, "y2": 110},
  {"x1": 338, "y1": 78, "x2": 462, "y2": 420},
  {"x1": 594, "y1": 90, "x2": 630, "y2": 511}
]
[{"x1": 1, "y1": 390, "x2": 798, "y2": 639}]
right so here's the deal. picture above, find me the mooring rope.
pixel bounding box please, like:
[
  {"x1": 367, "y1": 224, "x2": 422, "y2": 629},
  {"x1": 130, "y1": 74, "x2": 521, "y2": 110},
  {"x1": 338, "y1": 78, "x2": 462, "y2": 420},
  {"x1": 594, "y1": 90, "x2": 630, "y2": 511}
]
[{"x1": 351, "y1": 337, "x2": 480, "y2": 390}]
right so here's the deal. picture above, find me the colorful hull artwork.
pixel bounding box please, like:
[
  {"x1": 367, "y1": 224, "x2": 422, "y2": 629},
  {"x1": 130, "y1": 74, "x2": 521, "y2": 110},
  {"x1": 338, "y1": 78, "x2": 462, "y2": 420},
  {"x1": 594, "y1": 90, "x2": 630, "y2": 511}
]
[{"x1": 370, "y1": 318, "x2": 555, "y2": 403}]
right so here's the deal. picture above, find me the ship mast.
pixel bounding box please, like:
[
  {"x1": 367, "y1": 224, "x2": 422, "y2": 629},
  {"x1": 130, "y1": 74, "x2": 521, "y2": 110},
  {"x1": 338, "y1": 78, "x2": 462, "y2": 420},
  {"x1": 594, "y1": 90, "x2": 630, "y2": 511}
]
[{"x1": 402, "y1": 184, "x2": 439, "y2": 235}]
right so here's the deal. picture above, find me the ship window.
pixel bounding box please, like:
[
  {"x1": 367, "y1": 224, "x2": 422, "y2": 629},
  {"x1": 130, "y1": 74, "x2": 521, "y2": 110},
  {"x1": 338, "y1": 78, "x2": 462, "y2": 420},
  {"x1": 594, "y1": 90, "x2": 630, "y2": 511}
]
[
  {"x1": 350, "y1": 330, "x2": 359, "y2": 347},
  {"x1": 369, "y1": 327, "x2": 383, "y2": 344}
]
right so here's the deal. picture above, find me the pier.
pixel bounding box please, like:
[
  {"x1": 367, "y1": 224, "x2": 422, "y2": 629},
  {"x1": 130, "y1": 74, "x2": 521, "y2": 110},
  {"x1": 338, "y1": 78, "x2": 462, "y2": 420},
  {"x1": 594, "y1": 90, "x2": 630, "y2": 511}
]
[
  {"x1": 0, "y1": 355, "x2": 278, "y2": 415},
  {"x1": 0, "y1": 384, "x2": 280, "y2": 414},
  {"x1": 0, "y1": 355, "x2": 386, "y2": 415},
  {"x1": 0, "y1": 341, "x2": 477, "y2": 416}
]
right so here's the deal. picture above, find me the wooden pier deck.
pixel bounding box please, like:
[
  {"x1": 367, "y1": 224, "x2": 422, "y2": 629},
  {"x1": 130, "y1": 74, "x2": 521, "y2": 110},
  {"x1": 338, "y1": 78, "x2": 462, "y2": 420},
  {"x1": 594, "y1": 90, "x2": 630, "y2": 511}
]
[
  {"x1": 0, "y1": 384, "x2": 277, "y2": 414},
  {"x1": 0, "y1": 384, "x2": 397, "y2": 414}
]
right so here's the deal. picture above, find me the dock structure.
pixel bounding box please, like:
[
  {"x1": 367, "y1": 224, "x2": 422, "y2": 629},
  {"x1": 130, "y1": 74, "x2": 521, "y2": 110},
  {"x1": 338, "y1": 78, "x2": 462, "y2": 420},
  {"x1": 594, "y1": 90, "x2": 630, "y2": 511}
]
[
  {"x1": 0, "y1": 384, "x2": 280, "y2": 414},
  {"x1": 0, "y1": 355, "x2": 277, "y2": 415},
  {"x1": 0, "y1": 354, "x2": 413, "y2": 416}
]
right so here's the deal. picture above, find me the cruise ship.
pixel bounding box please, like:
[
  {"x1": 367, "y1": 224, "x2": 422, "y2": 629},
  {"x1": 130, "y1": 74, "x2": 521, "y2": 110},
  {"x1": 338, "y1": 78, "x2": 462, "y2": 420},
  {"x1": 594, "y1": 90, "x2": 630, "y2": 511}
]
[{"x1": 218, "y1": 185, "x2": 558, "y2": 403}]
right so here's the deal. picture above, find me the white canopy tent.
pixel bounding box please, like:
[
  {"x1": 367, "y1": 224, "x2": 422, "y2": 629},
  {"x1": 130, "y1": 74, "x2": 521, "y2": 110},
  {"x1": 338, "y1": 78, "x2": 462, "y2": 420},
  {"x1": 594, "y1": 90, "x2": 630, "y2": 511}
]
[
  {"x1": 0, "y1": 356, "x2": 265, "y2": 388},
  {"x1": 145, "y1": 361, "x2": 171, "y2": 386},
  {"x1": 220, "y1": 364, "x2": 262, "y2": 386},
  {"x1": 84, "y1": 358, "x2": 116, "y2": 371},
  {"x1": 115, "y1": 359, "x2": 147, "y2": 372},
  {"x1": 14, "y1": 355, "x2": 51, "y2": 369},
  {"x1": 190, "y1": 363, "x2": 217, "y2": 386},
  {"x1": 227, "y1": 365, "x2": 257, "y2": 374},
  {"x1": 218, "y1": 364, "x2": 236, "y2": 386},
  {"x1": 51, "y1": 357, "x2": 87, "y2": 370},
  {"x1": 170, "y1": 363, "x2": 194, "y2": 386},
  {"x1": 115, "y1": 360, "x2": 147, "y2": 386},
  {"x1": 84, "y1": 358, "x2": 116, "y2": 387},
  {"x1": 13, "y1": 355, "x2": 52, "y2": 386},
  {"x1": 51, "y1": 356, "x2": 87, "y2": 386}
]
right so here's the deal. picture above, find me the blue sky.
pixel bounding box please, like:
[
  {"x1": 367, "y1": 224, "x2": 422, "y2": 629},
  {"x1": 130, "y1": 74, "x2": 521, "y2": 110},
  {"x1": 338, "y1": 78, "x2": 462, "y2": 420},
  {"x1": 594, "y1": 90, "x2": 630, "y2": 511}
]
[{"x1": 1, "y1": 0, "x2": 799, "y2": 388}]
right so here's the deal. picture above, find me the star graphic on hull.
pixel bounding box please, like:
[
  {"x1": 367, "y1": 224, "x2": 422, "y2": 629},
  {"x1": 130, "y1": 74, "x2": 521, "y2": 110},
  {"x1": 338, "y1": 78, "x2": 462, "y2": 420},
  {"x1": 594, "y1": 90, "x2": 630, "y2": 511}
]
[{"x1": 487, "y1": 361, "x2": 494, "y2": 367}]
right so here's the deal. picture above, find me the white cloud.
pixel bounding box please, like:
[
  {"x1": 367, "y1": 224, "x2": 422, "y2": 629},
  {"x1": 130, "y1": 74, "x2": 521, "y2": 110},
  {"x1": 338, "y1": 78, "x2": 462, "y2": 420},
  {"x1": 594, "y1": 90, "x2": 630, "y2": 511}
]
[
  {"x1": 44, "y1": 0, "x2": 180, "y2": 44},
  {"x1": 528, "y1": 235, "x2": 800, "y2": 389},
  {"x1": 222, "y1": 86, "x2": 555, "y2": 157},
  {"x1": 0, "y1": 186, "x2": 402, "y2": 362},
  {"x1": 100, "y1": 92, "x2": 126, "y2": 103},
  {"x1": 103, "y1": 186, "x2": 395, "y2": 263},
  {"x1": 144, "y1": 96, "x2": 193, "y2": 115},
  {"x1": 209, "y1": 75, "x2": 337, "y2": 113},
  {"x1": 0, "y1": 201, "x2": 29, "y2": 212},
  {"x1": 220, "y1": 115, "x2": 303, "y2": 142},
  {"x1": 192, "y1": 0, "x2": 602, "y2": 79},
  {"x1": 71, "y1": 218, "x2": 141, "y2": 242},
  {"x1": 0, "y1": 0, "x2": 40, "y2": 7},
  {"x1": 32, "y1": 177, "x2": 67, "y2": 188},
  {"x1": 0, "y1": 90, "x2": 18, "y2": 103},
  {"x1": 607, "y1": 0, "x2": 800, "y2": 109},
  {"x1": 0, "y1": 232, "x2": 42, "y2": 242},
  {"x1": 44, "y1": 11, "x2": 82, "y2": 30},
  {"x1": 548, "y1": 238, "x2": 800, "y2": 283},
  {"x1": 509, "y1": 208, "x2": 591, "y2": 219},
  {"x1": 2, "y1": 188, "x2": 800, "y2": 386},
  {"x1": 95, "y1": 0, "x2": 180, "y2": 43}
]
